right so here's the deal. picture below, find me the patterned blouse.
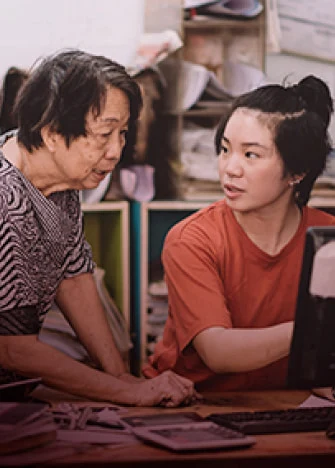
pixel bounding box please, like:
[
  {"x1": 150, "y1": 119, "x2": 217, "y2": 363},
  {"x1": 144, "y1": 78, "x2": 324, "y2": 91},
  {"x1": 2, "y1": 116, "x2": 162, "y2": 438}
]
[{"x1": 0, "y1": 131, "x2": 94, "y2": 383}]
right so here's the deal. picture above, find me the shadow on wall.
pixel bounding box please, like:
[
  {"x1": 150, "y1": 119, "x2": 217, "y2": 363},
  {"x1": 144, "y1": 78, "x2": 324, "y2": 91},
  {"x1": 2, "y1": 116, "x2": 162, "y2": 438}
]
[{"x1": 0, "y1": 66, "x2": 29, "y2": 135}]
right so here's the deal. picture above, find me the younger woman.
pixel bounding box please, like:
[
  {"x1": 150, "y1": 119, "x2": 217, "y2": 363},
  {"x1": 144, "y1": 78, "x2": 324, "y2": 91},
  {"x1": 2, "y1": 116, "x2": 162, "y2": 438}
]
[{"x1": 143, "y1": 75, "x2": 335, "y2": 392}]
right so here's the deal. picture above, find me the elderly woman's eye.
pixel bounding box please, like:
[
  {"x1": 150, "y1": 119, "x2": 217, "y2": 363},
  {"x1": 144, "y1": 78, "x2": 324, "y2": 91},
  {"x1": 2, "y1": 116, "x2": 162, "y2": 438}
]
[{"x1": 101, "y1": 132, "x2": 112, "y2": 138}]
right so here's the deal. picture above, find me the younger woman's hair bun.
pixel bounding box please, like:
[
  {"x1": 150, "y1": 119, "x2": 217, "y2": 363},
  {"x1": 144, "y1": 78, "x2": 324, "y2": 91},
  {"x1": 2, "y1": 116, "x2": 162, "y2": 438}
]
[{"x1": 293, "y1": 75, "x2": 334, "y2": 127}]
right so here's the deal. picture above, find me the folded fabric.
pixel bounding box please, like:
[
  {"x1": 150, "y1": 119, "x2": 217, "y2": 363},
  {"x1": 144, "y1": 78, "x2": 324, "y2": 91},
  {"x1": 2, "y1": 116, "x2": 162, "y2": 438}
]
[
  {"x1": 40, "y1": 267, "x2": 132, "y2": 362},
  {"x1": 120, "y1": 164, "x2": 155, "y2": 202},
  {"x1": 198, "y1": 0, "x2": 263, "y2": 18},
  {"x1": 184, "y1": 0, "x2": 220, "y2": 9}
]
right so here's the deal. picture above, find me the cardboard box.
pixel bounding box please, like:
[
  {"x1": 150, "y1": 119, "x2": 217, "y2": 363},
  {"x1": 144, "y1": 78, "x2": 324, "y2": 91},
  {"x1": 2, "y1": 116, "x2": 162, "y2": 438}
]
[
  {"x1": 278, "y1": 0, "x2": 335, "y2": 28},
  {"x1": 277, "y1": 0, "x2": 335, "y2": 63}
]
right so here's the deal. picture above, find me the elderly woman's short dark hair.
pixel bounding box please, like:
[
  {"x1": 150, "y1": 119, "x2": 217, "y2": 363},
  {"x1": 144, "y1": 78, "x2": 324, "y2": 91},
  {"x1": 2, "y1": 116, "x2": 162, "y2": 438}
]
[{"x1": 15, "y1": 49, "x2": 142, "y2": 152}]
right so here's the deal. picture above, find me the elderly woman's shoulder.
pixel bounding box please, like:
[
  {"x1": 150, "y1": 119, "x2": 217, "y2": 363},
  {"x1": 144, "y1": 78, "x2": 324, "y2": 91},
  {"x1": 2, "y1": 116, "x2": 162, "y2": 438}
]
[{"x1": 49, "y1": 189, "x2": 81, "y2": 214}]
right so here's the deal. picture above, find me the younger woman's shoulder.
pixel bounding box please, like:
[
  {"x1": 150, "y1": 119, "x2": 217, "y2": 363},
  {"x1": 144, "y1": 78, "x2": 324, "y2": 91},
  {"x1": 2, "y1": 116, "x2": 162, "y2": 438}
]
[
  {"x1": 165, "y1": 199, "x2": 230, "y2": 243},
  {"x1": 304, "y1": 206, "x2": 335, "y2": 225}
]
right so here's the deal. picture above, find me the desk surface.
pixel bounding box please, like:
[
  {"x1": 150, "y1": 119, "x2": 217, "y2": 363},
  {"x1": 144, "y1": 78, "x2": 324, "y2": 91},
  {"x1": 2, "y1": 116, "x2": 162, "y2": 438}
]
[{"x1": 35, "y1": 388, "x2": 335, "y2": 468}]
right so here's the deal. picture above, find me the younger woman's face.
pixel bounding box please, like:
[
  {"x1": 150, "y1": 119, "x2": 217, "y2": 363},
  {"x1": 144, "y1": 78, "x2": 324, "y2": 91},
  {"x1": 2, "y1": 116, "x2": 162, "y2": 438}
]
[{"x1": 218, "y1": 108, "x2": 292, "y2": 213}]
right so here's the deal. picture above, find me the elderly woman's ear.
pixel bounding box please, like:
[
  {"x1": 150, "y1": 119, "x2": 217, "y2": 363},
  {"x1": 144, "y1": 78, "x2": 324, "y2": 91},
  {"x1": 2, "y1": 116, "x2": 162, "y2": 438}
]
[{"x1": 40, "y1": 126, "x2": 58, "y2": 152}]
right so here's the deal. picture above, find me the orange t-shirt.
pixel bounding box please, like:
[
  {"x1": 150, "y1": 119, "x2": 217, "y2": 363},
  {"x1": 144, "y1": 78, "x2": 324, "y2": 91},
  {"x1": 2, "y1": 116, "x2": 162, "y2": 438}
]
[{"x1": 143, "y1": 200, "x2": 335, "y2": 391}]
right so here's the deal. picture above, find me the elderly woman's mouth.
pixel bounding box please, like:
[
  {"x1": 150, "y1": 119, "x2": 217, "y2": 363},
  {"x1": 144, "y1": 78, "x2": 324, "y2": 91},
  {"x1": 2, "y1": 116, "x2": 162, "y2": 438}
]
[{"x1": 93, "y1": 168, "x2": 109, "y2": 176}]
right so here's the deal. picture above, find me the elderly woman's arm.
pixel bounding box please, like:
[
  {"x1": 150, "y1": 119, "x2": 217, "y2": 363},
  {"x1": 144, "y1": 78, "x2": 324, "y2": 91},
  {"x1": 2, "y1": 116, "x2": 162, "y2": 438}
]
[
  {"x1": 55, "y1": 272, "x2": 127, "y2": 376},
  {"x1": 0, "y1": 334, "x2": 196, "y2": 406}
]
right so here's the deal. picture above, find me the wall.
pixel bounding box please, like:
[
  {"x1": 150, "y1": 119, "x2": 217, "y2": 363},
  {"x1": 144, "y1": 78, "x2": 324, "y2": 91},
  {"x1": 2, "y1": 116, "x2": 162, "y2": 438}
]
[
  {"x1": 1, "y1": 0, "x2": 334, "y2": 142},
  {"x1": 0, "y1": 0, "x2": 145, "y2": 78}
]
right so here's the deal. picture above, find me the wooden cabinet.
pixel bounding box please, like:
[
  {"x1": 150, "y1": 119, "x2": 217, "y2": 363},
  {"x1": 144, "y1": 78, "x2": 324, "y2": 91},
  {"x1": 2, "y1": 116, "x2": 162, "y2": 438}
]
[
  {"x1": 82, "y1": 201, "x2": 130, "y2": 329},
  {"x1": 183, "y1": 11, "x2": 266, "y2": 76}
]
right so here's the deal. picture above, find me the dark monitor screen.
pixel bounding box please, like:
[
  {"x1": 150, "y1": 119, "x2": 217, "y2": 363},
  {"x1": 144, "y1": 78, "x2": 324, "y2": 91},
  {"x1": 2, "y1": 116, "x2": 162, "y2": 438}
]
[{"x1": 287, "y1": 226, "x2": 335, "y2": 389}]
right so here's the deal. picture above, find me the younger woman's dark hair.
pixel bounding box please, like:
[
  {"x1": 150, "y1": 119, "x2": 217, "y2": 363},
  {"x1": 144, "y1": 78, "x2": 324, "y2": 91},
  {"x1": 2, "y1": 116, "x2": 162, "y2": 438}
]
[
  {"x1": 14, "y1": 49, "x2": 143, "y2": 155},
  {"x1": 215, "y1": 75, "x2": 334, "y2": 206}
]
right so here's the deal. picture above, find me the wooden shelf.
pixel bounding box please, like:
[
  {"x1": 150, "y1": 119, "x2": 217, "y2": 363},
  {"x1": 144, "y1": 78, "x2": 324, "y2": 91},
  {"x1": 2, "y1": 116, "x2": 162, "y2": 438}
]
[
  {"x1": 183, "y1": 107, "x2": 230, "y2": 117},
  {"x1": 308, "y1": 197, "x2": 335, "y2": 209},
  {"x1": 184, "y1": 16, "x2": 265, "y2": 31},
  {"x1": 163, "y1": 107, "x2": 230, "y2": 117},
  {"x1": 81, "y1": 201, "x2": 128, "y2": 212}
]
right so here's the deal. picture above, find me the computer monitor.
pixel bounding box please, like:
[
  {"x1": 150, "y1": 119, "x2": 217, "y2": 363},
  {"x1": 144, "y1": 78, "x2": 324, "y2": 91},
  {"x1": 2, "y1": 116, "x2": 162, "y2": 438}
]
[{"x1": 287, "y1": 226, "x2": 335, "y2": 389}]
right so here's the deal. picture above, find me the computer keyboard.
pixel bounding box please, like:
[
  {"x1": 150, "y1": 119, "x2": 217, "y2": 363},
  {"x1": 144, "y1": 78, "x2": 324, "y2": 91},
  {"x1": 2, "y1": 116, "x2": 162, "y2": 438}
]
[{"x1": 206, "y1": 406, "x2": 335, "y2": 435}]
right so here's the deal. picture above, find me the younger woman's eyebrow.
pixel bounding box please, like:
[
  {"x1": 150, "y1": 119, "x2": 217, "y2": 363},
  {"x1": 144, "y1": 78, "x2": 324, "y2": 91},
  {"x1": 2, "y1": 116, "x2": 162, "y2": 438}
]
[
  {"x1": 240, "y1": 142, "x2": 270, "y2": 150},
  {"x1": 223, "y1": 135, "x2": 269, "y2": 150}
]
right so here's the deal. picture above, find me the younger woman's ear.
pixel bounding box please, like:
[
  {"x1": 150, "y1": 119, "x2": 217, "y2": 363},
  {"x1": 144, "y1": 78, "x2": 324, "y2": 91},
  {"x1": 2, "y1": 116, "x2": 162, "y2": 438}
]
[
  {"x1": 289, "y1": 173, "x2": 306, "y2": 187},
  {"x1": 40, "y1": 126, "x2": 58, "y2": 152}
]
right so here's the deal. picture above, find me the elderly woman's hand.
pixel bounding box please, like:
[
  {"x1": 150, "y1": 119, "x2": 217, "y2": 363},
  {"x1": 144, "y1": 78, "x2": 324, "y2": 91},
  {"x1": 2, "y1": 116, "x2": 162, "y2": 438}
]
[{"x1": 129, "y1": 370, "x2": 200, "y2": 407}]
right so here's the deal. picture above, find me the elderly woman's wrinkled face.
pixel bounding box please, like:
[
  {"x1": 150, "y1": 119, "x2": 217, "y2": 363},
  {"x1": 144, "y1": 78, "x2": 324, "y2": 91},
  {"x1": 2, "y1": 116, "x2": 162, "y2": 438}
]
[{"x1": 52, "y1": 86, "x2": 130, "y2": 191}]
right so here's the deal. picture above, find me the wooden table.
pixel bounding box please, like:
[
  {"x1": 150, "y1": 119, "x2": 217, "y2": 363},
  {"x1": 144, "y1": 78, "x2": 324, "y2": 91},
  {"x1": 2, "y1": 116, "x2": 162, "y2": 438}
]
[{"x1": 34, "y1": 388, "x2": 335, "y2": 467}]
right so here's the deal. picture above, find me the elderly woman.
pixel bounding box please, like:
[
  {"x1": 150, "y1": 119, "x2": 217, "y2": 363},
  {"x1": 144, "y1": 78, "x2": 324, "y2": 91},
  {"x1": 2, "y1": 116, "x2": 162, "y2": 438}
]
[{"x1": 0, "y1": 49, "x2": 197, "y2": 407}]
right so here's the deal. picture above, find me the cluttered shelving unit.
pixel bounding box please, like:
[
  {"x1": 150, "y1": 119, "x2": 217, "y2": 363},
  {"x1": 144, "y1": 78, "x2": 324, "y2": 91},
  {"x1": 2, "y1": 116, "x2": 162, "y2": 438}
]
[
  {"x1": 151, "y1": 0, "x2": 266, "y2": 201},
  {"x1": 180, "y1": 4, "x2": 266, "y2": 201}
]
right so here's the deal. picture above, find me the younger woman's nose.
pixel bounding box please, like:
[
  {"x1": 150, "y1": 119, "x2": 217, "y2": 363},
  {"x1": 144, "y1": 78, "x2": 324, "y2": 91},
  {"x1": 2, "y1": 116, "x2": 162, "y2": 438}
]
[{"x1": 224, "y1": 153, "x2": 243, "y2": 177}]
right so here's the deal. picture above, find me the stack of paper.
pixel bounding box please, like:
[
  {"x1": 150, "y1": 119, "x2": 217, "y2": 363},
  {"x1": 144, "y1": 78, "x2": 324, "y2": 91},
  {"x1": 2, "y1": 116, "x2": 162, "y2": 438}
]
[
  {"x1": 128, "y1": 29, "x2": 183, "y2": 76},
  {"x1": 39, "y1": 267, "x2": 132, "y2": 364},
  {"x1": 277, "y1": 0, "x2": 335, "y2": 62},
  {"x1": 0, "y1": 402, "x2": 57, "y2": 456},
  {"x1": 179, "y1": 61, "x2": 233, "y2": 111},
  {"x1": 180, "y1": 123, "x2": 223, "y2": 201}
]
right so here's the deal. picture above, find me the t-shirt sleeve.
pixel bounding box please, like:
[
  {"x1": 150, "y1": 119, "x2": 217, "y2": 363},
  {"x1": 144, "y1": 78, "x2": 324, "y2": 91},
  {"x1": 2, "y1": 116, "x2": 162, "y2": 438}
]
[
  {"x1": 63, "y1": 234, "x2": 95, "y2": 278},
  {"x1": 162, "y1": 224, "x2": 232, "y2": 352}
]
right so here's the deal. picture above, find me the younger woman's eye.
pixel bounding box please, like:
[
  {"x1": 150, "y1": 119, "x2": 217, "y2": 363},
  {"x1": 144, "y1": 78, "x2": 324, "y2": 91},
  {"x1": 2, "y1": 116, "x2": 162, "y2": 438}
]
[
  {"x1": 245, "y1": 151, "x2": 258, "y2": 159},
  {"x1": 220, "y1": 145, "x2": 229, "y2": 154}
]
